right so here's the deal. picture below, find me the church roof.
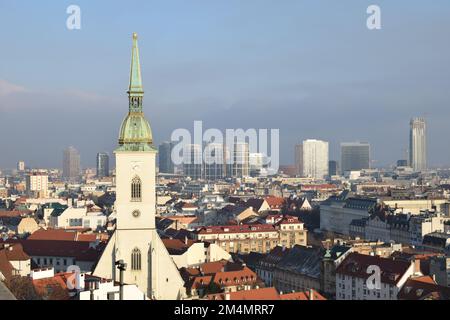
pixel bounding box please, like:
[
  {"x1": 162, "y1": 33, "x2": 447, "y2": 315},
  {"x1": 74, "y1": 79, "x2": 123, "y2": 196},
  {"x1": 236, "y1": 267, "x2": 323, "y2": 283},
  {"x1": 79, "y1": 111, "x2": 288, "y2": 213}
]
[{"x1": 117, "y1": 33, "x2": 155, "y2": 152}]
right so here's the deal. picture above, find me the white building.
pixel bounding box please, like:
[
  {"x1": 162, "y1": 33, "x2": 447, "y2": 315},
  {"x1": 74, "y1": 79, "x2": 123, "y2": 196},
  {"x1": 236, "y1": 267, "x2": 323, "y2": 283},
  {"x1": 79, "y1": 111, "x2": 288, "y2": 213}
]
[
  {"x1": 93, "y1": 33, "x2": 185, "y2": 300},
  {"x1": 297, "y1": 139, "x2": 329, "y2": 179},
  {"x1": 49, "y1": 207, "x2": 107, "y2": 230},
  {"x1": 409, "y1": 117, "x2": 427, "y2": 172},
  {"x1": 26, "y1": 173, "x2": 48, "y2": 198},
  {"x1": 336, "y1": 253, "x2": 415, "y2": 300},
  {"x1": 320, "y1": 192, "x2": 377, "y2": 235},
  {"x1": 167, "y1": 241, "x2": 231, "y2": 269}
]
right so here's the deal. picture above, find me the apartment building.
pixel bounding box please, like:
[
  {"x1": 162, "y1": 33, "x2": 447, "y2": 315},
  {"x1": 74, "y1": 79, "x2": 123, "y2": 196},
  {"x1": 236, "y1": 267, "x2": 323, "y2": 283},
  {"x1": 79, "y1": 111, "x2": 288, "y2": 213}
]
[{"x1": 195, "y1": 216, "x2": 307, "y2": 254}]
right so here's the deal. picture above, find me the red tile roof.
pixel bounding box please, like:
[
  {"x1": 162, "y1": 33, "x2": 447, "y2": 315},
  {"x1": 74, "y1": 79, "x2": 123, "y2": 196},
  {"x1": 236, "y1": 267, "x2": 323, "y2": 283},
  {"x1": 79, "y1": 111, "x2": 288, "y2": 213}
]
[
  {"x1": 207, "y1": 287, "x2": 327, "y2": 300},
  {"x1": 280, "y1": 289, "x2": 326, "y2": 300},
  {"x1": 213, "y1": 266, "x2": 258, "y2": 287},
  {"x1": 264, "y1": 196, "x2": 285, "y2": 209},
  {"x1": 32, "y1": 272, "x2": 72, "y2": 300},
  {"x1": 162, "y1": 238, "x2": 196, "y2": 255},
  {"x1": 397, "y1": 276, "x2": 450, "y2": 300},
  {"x1": 0, "y1": 243, "x2": 30, "y2": 261},
  {"x1": 2, "y1": 240, "x2": 104, "y2": 262},
  {"x1": 0, "y1": 250, "x2": 14, "y2": 280},
  {"x1": 28, "y1": 228, "x2": 98, "y2": 242},
  {"x1": 209, "y1": 287, "x2": 280, "y2": 300}
]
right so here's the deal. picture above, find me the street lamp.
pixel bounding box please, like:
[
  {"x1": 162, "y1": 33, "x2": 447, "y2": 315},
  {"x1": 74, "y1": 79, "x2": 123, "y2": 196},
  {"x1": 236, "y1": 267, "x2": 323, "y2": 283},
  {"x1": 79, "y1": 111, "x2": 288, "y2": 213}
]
[{"x1": 115, "y1": 260, "x2": 127, "y2": 300}]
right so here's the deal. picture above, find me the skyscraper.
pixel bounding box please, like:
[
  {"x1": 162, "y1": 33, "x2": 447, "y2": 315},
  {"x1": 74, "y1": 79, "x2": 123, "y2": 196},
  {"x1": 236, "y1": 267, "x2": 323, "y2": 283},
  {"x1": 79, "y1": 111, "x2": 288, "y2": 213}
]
[
  {"x1": 297, "y1": 139, "x2": 329, "y2": 179},
  {"x1": 328, "y1": 160, "x2": 339, "y2": 176},
  {"x1": 409, "y1": 117, "x2": 427, "y2": 172},
  {"x1": 204, "y1": 143, "x2": 225, "y2": 180},
  {"x1": 295, "y1": 144, "x2": 303, "y2": 176},
  {"x1": 63, "y1": 146, "x2": 81, "y2": 181},
  {"x1": 232, "y1": 142, "x2": 250, "y2": 178},
  {"x1": 96, "y1": 152, "x2": 110, "y2": 178},
  {"x1": 183, "y1": 144, "x2": 203, "y2": 180},
  {"x1": 158, "y1": 141, "x2": 174, "y2": 174},
  {"x1": 341, "y1": 142, "x2": 370, "y2": 173}
]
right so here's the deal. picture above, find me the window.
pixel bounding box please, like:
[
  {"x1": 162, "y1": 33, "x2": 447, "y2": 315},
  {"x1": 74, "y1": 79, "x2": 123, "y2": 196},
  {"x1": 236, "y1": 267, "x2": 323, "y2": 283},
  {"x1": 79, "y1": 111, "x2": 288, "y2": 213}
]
[
  {"x1": 131, "y1": 176, "x2": 142, "y2": 202},
  {"x1": 131, "y1": 248, "x2": 141, "y2": 271}
]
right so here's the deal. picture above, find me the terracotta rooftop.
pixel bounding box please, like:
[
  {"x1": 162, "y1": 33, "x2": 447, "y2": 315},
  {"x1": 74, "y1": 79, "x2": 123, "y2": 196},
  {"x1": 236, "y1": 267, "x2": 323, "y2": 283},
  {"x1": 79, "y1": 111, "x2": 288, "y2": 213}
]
[
  {"x1": 28, "y1": 228, "x2": 98, "y2": 242},
  {"x1": 0, "y1": 243, "x2": 30, "y2": 261},
  {"x1": 280, "y1": 289, "x2": 326, "y2": 300},
  {"x1": 209, "y1": 287, "x2": 280, "y2": 300},
  {"x1": 162, "y1": 238, "x2": 196, "y2": 255},
  {"x1": 398, "y1": 276, "x2": 450, "y2": 300},
  {"x1": 264, "y1": 196, "x2": 285, "y2": 209}
]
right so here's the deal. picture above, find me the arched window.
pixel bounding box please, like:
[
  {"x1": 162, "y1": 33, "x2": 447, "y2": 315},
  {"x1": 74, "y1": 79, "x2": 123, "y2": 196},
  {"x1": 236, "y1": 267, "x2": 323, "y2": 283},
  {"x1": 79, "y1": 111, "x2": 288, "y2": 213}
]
[
  {"x1": 131, "y1": 248, "x2": 141, "y2": 271},
  {"x1": 131, "y1": 176, "x2": 142, "y2": 202}
]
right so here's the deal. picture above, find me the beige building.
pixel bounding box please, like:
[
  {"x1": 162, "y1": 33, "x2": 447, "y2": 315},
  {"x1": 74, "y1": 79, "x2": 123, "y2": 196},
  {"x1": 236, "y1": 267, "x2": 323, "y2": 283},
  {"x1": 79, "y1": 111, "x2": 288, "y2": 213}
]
[
  {"x1": 26, "y1": 173, "x2": 48, "y2": 198},
  {"x1": 195, "y1": 216, "x2": 307, "y2": 254},
  {"x1": 17, "y1": 217, "x2": 39, "y2": 235},
  {"x1": 382, "y1": 199, "x2": 449, "y2": 215}
]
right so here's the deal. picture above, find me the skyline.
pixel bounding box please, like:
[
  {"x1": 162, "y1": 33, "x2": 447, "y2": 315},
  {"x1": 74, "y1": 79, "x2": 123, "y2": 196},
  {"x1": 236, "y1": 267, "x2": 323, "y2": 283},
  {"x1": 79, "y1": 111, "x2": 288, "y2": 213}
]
[{"x1": 1, "y1": 1, "x2": 450, "y2": 168}]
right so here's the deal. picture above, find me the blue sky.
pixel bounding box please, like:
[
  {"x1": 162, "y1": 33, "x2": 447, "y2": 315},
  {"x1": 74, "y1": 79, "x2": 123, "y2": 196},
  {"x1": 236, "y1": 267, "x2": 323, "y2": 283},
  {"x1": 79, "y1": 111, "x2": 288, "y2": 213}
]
[{"x1": 0, "y1": 1, "x2": 449, "y2": 169}]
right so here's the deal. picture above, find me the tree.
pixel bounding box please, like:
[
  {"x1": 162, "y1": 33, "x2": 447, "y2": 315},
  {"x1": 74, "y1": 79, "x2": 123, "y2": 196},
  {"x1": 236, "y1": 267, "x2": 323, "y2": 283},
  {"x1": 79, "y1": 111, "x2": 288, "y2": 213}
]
[{"x1": 4, "y1": 276, "x2": 41, "y2": 300}]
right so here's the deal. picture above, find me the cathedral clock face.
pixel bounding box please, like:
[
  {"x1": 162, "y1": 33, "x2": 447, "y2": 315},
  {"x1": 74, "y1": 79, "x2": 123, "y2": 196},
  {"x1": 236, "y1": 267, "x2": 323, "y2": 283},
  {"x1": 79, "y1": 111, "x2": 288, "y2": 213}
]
[
  {"x1": 132, "y1": 210, "x2": 141, "y2": 218},
  {"x1": 131, "y1": 161, "x2": 143, "y2": 172}
]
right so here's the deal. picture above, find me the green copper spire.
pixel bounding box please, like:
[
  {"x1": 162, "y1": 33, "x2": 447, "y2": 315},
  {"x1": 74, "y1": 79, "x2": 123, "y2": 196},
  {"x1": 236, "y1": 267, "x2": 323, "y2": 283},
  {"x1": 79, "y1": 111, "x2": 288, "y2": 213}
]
[
  {"x1": 117, "y1": 33, "x2": 155, "y2": 152},
  {"x1": 129, "y1": 32, "x2": 144, "y2": 96}
]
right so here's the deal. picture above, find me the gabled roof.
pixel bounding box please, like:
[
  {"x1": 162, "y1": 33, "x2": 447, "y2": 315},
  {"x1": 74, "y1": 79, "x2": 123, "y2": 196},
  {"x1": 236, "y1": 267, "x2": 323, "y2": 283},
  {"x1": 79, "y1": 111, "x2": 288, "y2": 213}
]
[
  {"x1": 398, "y1": 276, "x2": 450, "y2": 300},
  {"x1": 162, "y1": 238, "x2": 196, "y2": 255},
  {"x1": 275, "y1": 245, "x2": 323, "y2": 279},
  {"x1": 0, "y1": 250, "x2": 14, "y2": 280},
  {"x1": 3, "y1": 240, "x2": 105, "y2": 262},
  {"x1": 264, "y1": 196, "x2": 285, "y2": 209},
  {"x1": 0, "y1": 243, "x2": 30, "y2": 261},
  {"x1": 28, "y1": 228, "x2": 98, "y2": 242},
  {"x1": 336, "y1": 252, "x2": 412, "y2": 285}
]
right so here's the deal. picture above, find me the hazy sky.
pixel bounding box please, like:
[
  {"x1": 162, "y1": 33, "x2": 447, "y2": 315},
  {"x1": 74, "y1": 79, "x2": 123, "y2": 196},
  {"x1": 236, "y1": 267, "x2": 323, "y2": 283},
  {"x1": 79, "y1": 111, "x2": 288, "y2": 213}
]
[{"x1": 1, "y1": 0, "x2": 449, "y2": 169}]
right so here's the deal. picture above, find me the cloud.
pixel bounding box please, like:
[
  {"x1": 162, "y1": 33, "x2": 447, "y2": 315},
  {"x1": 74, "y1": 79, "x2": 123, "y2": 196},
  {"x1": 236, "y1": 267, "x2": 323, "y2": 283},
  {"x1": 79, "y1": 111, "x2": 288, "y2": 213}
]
[{"x1": 0, "y1": 79, "x2": 26, "y2": 96}]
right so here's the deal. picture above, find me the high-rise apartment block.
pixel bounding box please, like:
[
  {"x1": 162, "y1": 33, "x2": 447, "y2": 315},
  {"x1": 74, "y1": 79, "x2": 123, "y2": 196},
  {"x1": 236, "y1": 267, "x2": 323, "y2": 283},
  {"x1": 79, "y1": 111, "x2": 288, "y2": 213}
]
[
  {"x1": 63, "y1": 146, "x2": 81, "y2": 181},
  {"x1": 158, "y1": 141, "x2": 175, "y2": 174},
  {"x1": 296, "y1": 139, "x2": 329, "y2": 179},
  {"x1": 96, "y1": 152, "x2": 110, "y2": 178},
  {"x1": 340, "y1": 142, "x2": 370, "y2": 173},
  {"x1": 409, "y1": 117, "x2": 427, "y2": 172}
]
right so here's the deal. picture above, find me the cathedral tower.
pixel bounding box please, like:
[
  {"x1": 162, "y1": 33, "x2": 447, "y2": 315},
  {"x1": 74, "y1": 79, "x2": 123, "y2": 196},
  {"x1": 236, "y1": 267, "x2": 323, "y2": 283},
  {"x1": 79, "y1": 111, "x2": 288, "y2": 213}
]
[{"x1": 94, "y1": 33, "x2": 185, "y2": 300}]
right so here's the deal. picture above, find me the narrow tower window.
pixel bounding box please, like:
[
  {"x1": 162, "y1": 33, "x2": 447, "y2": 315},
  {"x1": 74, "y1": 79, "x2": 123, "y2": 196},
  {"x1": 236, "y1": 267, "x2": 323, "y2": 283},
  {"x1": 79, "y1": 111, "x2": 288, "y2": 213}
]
[
  {"x1": 131, "y1": 248, "x2": 141, "y2": 271},
  {"x1": 131, "y1": 176, "x2": 142, "y2": 201}
]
